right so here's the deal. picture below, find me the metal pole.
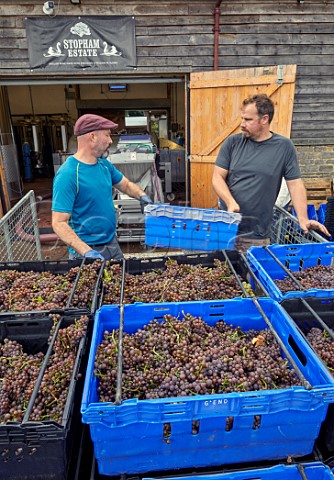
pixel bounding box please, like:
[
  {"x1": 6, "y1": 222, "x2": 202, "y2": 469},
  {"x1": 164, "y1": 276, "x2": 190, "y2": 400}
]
[
  {"x1": 30, "y1": 190, "x2": 43, "y2": 260},
  {"x1": 213, "y1": 0, "x2": 223, "y2": 70}
]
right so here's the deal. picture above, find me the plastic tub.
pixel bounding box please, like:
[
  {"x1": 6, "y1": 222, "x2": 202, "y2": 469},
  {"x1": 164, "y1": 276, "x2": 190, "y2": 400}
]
[
  {"x1": 0, "y1": 310, "x2": 93, "y2": 479},
  {"x1": 81, "y1": 298, "x2": 334, "y2": 475},
  {"x1": 247, "y1": 242, "x2": 334, "y2": 302},
  {"x1": 145, "y1": 204, "x2": 241, "y2": 251},
  {"x1": 144, "y1": 461, "x2": 334, "y2": 480}
]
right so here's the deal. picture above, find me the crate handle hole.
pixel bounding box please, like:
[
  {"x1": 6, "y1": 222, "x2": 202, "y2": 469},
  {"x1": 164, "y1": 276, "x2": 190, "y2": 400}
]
[
  {"x1": 252, "y1": 414, "x2": 261, "y2": 430},
  {"x1": 225, "y1": 416, "x2": 234, "y2": 431},
  {"x1": 192, "y1": 419, "x2": 200, "y2": 435},
  {"x1": 163, "y1": 422, "x2": 171, "y2": 439}
]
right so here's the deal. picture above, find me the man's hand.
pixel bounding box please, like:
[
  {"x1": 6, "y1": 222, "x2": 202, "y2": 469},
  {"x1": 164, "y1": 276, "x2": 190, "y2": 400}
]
[
  {"x1": 226, "y1": 199, "x2": 240, "y2": 213},
  {"x1": 139, "y1": 194, "x2": 153, "y2": 214},
  {"x1": 84, "y1": 249, "x2": 105, "y2": 260},
  {"x1": 299, "y1": 219, "x2": 331, "y2": 237}
]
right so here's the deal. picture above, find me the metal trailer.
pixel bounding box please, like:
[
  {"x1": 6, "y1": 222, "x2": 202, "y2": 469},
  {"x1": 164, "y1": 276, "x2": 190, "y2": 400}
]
[
  {"x1": 0, "y1": 190, "x2": 42, "y2": 261},
  {"x1": 271, "y1": 205, "x2": 327, "y2": 245}
]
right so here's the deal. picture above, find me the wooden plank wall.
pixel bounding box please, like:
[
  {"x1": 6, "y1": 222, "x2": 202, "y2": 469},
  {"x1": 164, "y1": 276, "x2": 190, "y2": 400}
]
[{"x1": 0, "y1": 0, "x2": 333, "y2": 147}]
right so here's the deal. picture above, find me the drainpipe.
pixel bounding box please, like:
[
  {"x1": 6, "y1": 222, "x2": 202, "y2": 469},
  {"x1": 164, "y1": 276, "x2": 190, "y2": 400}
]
[{"x1": 213, "y1": 0, "x2": 222, "y2": 70}]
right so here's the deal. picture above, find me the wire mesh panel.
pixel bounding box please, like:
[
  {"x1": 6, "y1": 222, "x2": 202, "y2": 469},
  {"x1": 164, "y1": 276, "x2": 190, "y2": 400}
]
[
  {"x1": 271, "y1": 205, "x2": 327, "y2": 245},
  {"x1": 0, "y1": 190, "x2": 42, "y2": 261},
  {"x1": 0, "y1": 143, "x2": 23, "y2": 201}
]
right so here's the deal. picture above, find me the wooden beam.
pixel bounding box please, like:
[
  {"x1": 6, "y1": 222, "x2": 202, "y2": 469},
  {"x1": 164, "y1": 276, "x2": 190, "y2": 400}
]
[{"x1": 190, "y1": 74, "x2": 296, "y2": 90}]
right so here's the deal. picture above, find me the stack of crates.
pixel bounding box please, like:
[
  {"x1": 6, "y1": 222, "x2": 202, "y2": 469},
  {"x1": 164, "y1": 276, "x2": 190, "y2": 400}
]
[
  {"x1": 80, "y1": 248, "x2": 334, "y2": 479},
  {"x1": 246, "y1": 242, "x2": 334, "y2": 459},
  {"x1": 0, "y1": 258, "x2": 103, "y2": 480}
]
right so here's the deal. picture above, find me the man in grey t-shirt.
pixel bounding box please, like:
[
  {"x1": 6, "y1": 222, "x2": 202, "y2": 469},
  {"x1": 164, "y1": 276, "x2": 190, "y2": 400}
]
[{"x1": 212, "y1": 94, "x2": 329, "y2": 252}]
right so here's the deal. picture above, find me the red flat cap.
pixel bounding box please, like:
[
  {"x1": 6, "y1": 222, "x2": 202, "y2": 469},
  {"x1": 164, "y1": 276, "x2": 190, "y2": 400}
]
[{"x1": 74, "y1": 114, "x2": 118, "y2": 136}]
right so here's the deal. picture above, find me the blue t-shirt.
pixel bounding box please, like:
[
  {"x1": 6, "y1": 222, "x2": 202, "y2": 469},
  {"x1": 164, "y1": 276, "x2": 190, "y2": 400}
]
[{"x1": 52, "y1": 156, "x2": 123, "y2": 246}]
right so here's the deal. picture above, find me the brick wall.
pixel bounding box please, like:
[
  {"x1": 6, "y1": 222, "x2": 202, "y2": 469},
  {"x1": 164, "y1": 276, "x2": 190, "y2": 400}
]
[{"x1": 296, "y1": 145, "x2": 334, "y2": 178}]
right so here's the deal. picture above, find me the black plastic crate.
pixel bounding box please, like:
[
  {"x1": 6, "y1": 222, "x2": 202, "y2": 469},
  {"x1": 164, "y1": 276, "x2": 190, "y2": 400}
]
[
  {"x1": 125, "y1": 250, "x2": 249, "y2": 275},
  {"x1": 0, "y1": 309, "x2": 93, "y2": 480},
  {"x1": 0, "y1": 258, "x2": 103, "y2": 314},
  {"x1": 100, "y1": 250, "x2": 266, "y2": 306},
  {"x1": 281, "y1": 297, "x2": 334, "y2": 453},
  {"x1": 0, "y1": 259, "x2": 83, "y2": 275}
]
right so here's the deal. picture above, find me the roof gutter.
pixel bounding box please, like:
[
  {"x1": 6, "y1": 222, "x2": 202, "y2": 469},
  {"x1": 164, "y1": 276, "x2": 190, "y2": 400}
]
[{"x1": 214, "y1": 0, "x2": 223, "y2": 70}]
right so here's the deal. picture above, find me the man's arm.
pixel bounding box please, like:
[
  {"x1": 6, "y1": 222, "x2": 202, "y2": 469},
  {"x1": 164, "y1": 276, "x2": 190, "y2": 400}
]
[
  {"x1": 286, "y1": 178, "x2": 308, "y2": 222},
  {"x1": 115, "y1": 176, "x2": 147, "y2": 199},
  {"x1": 52, "y1": 211, "x2": 92, "y2": 256},
  {"x1": 212, "y1": 165, "x2": 240, "y2": 212},
  {"x1": 287, "y1": 178, "x2": 330, "y2": 236}
]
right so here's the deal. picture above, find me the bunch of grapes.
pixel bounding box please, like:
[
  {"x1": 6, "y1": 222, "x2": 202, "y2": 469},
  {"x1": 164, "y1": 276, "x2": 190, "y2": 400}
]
[
  {"x1": 0, "y1": 314, "x2": 89, "y2": 424},
  {"x1": 0, "y1": 339, "x2": 43, "y2": 423},
  {"x1": 102, "y1": 258, "x2": 254, "y2": 304},
  {"x1": 94, "y1": 314, "x2": 301, "y2": 402},
  {"x1": 306, "y1": 327, "x2": 334, "y2": 372},
  {"x1": 0, "y1": 260, "x2": 101, "y2": 312},
  {"x1": 29, "y1": 314, "x2": 89, "y2": 423},
  {"x1": 275, "y1": 265, "x2": 334, "y2": 293}
]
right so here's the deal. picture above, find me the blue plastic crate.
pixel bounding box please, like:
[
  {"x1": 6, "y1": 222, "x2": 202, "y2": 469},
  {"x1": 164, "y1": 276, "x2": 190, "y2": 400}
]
[
  {"x1": 144, "y1": 462, "x2": 334, "y2": 480},
  {"x1": 144, "y1": 204, "x2": 241, "y2": 251},
  {"x1": 291, "y1": 204, "x2": 318, "y2": 221},
  {"x1": 289, "y1": 204, "x2": 318, "y2": 235},
  {"x1": 281, "y1": 297, "x2": 334, "y2": 452},
  {"x1": 81, "y1": 298, "x2": 334, "y2": 476},
  {"x1": 318, "y1": 203, "x2": 327, "y2": 225},
  {"x1": 247, "y1": 242, "x2": 334, "y2": 302}
]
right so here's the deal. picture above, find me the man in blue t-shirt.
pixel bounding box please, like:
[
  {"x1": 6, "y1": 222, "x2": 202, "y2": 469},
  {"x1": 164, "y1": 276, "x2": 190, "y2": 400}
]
[
  {"x1": 52, "y1": 114, "x2": 153, "y2": 260},
  {"x1": 212, "y1": 94, "x2": 329, "y2": 252}
]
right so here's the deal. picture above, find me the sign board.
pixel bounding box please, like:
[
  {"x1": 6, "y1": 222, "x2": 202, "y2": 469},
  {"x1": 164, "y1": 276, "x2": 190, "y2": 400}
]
[{"x1": 25, "y1": 16, "x2": 136, "y2": 72}]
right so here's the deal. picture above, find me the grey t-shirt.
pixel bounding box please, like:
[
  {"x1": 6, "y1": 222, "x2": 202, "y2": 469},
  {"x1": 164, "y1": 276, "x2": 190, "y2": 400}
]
[{"x1": 215, "y1": 133, "x2": 301, "y2": 238}]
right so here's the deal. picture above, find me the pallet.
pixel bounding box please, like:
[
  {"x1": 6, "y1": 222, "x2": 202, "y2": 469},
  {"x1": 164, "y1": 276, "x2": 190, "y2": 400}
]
[{"x1": 303, "y1": 177, "x2": 333, "y2": 209}]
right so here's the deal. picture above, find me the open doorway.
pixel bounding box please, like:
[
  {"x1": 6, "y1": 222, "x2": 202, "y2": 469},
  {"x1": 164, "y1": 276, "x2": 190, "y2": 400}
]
[
  {"x1": 1, "y1": 78, "x2": 187, "y2": 257},
  {"x1": 6, "y1": 79, "x2": 186, "y2": 206}
]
